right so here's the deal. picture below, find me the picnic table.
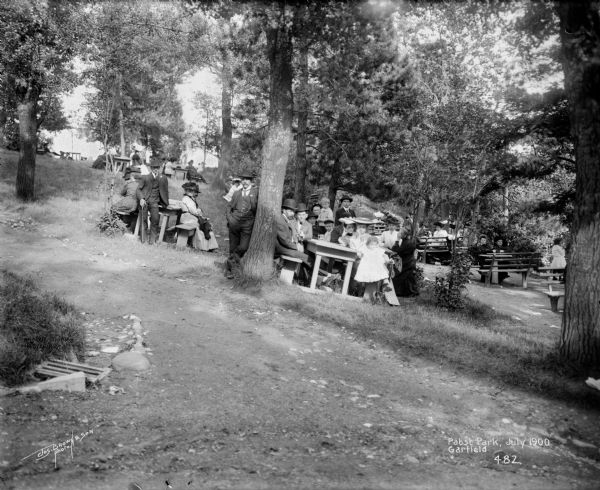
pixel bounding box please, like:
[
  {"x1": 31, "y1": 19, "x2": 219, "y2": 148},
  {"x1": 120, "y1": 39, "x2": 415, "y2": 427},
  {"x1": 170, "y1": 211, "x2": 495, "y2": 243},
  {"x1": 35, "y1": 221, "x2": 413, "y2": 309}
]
[
  {"x1": 478, "y1": 252, "x2": 540, "y2": 288},
  {"x1": 305, "y1": 239, "x2": 357, "y2": 295}
]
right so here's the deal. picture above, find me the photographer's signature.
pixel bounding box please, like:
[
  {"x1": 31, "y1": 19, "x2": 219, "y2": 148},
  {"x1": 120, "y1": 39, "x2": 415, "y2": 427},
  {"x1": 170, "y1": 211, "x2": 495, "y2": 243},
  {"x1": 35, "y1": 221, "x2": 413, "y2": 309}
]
[{"x1": 21, "y1": 428, "x2": 94, "y2": 467}]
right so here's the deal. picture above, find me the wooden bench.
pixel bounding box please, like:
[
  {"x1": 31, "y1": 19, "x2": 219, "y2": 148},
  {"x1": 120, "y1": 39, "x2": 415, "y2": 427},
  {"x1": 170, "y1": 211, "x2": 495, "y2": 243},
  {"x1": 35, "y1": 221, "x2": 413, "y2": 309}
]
[
  {"x1": 478, "y1": 252, "x2": 540, "y2": 289},
  {"x1": 279, "y1": 255, "x2": 302, "y2": 284},
  {"x1": 417, "y1": 236, "x2": 451, "y2": 264},
  {"x1": 173, "y1": 223, "x2": 196, "y2": 250},
  {"x1": 546, "y1": 290, "x2": 565, "y2": 312}
]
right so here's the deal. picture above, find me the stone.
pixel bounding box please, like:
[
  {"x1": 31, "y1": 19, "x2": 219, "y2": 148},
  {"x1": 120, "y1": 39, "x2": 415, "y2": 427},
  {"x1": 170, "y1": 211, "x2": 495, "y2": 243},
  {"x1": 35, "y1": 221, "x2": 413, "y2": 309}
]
[
  {"x1": 19, "y1": 372, "x2": 86, "y2": 394},
  {"x1": 112, "y1": 351, "x2": 150, "y2": 371}
]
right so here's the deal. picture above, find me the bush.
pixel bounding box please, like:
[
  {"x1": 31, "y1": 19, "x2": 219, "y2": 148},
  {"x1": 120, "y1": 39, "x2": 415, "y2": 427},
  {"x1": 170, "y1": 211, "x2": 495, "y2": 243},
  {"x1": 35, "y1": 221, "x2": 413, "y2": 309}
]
[
  {"x1": 434, "y1": 250, "x2": 472, "y2": 310},
  {"x1": 0, "y1": 271, "x2": 85, "y2": 387},
  {"x1": 96, "y1": 210, "x2": 127, "y2": 236}
]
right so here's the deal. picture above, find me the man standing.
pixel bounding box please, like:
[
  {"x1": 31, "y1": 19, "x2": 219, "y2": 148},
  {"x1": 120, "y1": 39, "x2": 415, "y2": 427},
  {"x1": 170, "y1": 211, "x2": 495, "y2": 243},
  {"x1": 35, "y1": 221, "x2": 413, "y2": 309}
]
[
  {"x1": 136, "y1": 159, "x2": 169, "y2": 244},
  {"x1": 335, "y1": 195, "x2": 356, "y2": 225},
  {"x1": 226, "y1": 172, "x2": 258, "y2": 262}
]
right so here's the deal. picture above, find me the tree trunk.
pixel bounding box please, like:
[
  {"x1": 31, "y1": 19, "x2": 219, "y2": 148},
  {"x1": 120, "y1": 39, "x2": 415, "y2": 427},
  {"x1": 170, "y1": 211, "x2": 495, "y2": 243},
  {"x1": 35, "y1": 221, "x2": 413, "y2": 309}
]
[
  {"x1": 242, "y1": 6, "x2": 294, "y2": 281},
  {"x1": 502, "y1": 186, "x2": 509, "y2": 222},
  {"x1": 213, "y1": 56, "x2": 233, "y2": 191},
  {"x1": 294, "y1": 40, "x2": 309, "y2": 203},
  {"x1": 16, "y1": 95, "x2": 39, "y2": 201},
  {"x1": 327, "y1": 160, "x2": 340, "y2": 212},
  {"x1": 557, "y1": 1, "x2": 600, "y2": 371}
]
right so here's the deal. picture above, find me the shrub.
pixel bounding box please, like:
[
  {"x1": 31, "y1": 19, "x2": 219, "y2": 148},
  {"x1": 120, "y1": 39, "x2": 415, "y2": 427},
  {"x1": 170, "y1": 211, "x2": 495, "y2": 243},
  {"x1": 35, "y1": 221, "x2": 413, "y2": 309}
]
[
  {"x1": 96, "y1": 210, "x2": 127, "y2": 236},
  {"x1": 0, "y1": 271, "x2": 85, "y2": 387},
  {"x1": 434, "y1": 250, "x2": 472, "y2": 310}
]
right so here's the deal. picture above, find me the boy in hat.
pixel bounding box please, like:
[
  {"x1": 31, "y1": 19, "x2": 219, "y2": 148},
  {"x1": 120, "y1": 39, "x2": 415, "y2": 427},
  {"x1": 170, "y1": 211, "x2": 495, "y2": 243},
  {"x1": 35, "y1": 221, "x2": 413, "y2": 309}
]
[
  {"x1": 295, "y1": 203, "x2": 313, "y2": 245},
  {"x1": 136, "y1": 159, "x2": 169, "y2": 244},
  {"x1": 322, "y1": 218, "x2": 335, "y2": 242},
  {"x1": 226, "y1": 172, "x2": 258, "y2": 265},
  {"x1": 335, "y1": 195, "x2": 356, "y2": 225}
]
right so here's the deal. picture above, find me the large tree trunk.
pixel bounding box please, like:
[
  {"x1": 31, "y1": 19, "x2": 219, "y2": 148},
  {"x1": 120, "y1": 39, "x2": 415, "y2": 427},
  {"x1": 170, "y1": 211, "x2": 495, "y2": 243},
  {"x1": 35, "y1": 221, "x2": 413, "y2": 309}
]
[
  {"x1": 557, "y1": 1, "x2": 600, "y2": 371},
  {"x1": 294, "y1": 39, "x2": 309, "y2": 203},
  {"x1": 16, "y1": 94, "x2": 39, "y2": 201},
  {"x1": 213, "y1": 56, "x2": 233, "y2": 190},
  {"x1": 242, "y1": 6, "x2": 294, "y2": 281}
]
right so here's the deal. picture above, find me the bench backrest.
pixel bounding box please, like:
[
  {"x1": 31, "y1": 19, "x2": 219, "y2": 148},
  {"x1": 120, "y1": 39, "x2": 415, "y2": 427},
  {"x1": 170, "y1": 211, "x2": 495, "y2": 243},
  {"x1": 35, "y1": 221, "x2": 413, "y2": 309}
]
[
  {"x1": 417, "y1": 236, "x2": 450, "y2": 250},
  {"x1": 480, "y1": 252, "x2": 540, "y2": 269}
]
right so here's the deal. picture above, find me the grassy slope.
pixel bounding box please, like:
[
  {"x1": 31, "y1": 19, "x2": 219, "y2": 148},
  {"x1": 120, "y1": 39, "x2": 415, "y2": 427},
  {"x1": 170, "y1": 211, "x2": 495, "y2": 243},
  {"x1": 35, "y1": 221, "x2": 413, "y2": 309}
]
[{"x1": 1, "y1": 149, "x2": 597, "y2": 406}]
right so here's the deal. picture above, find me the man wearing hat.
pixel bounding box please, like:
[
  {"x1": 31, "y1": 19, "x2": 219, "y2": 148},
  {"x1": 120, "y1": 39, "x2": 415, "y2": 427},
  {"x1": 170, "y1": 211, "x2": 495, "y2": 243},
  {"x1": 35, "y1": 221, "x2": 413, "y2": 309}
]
[
  {"x1": 335, "y1": 195, "x2": 356, "y2": 225},
  {"x1": 275, "y1": 199, "x2": 309, "y2": 263},
  {"x1": 136, "y1": 158, "x2": 169, "y2": 244},
  {"x1": 226, "y1": 172, "x2": 258, "y2": 262},
  {"x1": 295, "y1": 203, "x2": 313, "y2": 246}
]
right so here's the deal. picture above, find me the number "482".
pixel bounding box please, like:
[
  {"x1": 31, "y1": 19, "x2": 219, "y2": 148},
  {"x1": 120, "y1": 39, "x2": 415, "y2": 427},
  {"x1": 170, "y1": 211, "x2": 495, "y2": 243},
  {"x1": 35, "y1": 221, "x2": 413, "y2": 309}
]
[{"x1": 495, "y1": 454, "x2": 521, "y2": 465}]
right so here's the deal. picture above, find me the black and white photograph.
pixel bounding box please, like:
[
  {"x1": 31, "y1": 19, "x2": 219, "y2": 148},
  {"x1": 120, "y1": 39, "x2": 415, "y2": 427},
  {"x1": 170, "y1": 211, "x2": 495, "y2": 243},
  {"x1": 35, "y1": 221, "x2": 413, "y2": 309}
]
[{"x1": 1, "y1": 0, "x2": 599, "y2": 488}]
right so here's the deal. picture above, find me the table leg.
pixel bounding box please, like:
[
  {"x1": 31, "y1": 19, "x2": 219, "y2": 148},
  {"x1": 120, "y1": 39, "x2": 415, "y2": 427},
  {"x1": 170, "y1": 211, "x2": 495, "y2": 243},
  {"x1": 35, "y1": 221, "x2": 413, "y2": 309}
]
[
  {"x1": 341, "y1": 260, "x2": 353, "y2": 295},
  {"x1": 310, "y1": 254, "x2": 322, "y2": 289}
]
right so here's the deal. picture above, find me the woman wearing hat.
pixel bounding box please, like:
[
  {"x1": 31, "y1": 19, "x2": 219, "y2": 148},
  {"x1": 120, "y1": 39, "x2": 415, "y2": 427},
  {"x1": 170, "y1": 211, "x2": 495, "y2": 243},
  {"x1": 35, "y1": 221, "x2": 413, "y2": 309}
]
[
  {"x1": 391, "y1": 227, "x2": 419, "y2": 297},
  {"x1": 335, "y1": 195, "x2": 356, "y2": 225},
  {"x1": 180, "y1": 182, "x2": 219, "y2": 251},
  {"x1": 111, "y1": 168, "x2": 139, "y2": 231}
]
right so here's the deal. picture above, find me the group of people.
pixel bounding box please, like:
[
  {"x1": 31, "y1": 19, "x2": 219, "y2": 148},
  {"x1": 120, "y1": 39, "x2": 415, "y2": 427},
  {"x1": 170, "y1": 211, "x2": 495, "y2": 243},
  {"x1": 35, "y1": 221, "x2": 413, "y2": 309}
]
[
  {"x1": 223, "y1": 177, "x2": 418, "y2": 299},
  {"x1": 112, "y1": 158, "x2": 218, "y2": 251}
]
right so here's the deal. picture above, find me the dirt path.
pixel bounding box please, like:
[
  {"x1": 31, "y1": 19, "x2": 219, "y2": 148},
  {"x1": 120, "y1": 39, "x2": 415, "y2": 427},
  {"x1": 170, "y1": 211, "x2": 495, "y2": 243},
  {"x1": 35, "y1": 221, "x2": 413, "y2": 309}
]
[{"x1": 1, "y1": 224, "x2": 599, "y2": 490}]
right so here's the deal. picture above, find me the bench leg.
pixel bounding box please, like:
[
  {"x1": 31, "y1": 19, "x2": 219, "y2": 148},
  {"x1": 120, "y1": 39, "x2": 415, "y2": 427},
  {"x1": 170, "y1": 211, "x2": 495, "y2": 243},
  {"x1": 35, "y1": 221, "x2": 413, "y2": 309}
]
[
  {"x1": 549, "y1": 296, "x2": 559, "y2": 312},
  {"x1": 279, "y1": 263, "x2": 298, "y2": 285},
  {"x1": 522, "y1": 272, "x2": 528, "y2": 289},
  {"x1": 176, "y1": 229, "x2": 191, "y2": 250}
]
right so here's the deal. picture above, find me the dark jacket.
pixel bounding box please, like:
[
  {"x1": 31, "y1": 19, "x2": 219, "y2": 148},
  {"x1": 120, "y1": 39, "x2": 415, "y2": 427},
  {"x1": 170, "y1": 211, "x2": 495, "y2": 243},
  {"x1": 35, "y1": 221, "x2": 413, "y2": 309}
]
[
  {"x1": 227, "y1": 187, "x2": 258, "y2": 222},
  {"x1": 335, "y1": 207, "x2": 356, "y2": 225},
  {"x1": 136, "y1": 172, "x2": 169, "y2": 206},
  {"x1": 275, "y1": 213, "x2": 298, "y2": 251}
]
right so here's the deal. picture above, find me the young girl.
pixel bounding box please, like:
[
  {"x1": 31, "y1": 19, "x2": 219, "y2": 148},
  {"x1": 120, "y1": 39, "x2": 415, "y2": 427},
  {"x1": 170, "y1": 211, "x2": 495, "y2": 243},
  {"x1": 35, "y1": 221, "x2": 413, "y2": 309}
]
[
  {"x1": 550, "y1": 237, "x2": 566, "y2": 269},
  {"x1": 180, "y1": 182, "x2": 219, "y2": 251},
  {"x1": 354, "y1": 236, "x2": 392, "y2": 299}
]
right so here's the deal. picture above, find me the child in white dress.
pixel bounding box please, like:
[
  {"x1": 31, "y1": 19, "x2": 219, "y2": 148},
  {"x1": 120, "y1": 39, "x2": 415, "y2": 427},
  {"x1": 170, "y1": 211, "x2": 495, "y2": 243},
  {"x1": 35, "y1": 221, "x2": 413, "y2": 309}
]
[
  {"x1": 550, "y1": 237, "x2": 566, "y2": 269},
  {"x1": 355, "y1": 236, "x2": 392, "y2": 294}
]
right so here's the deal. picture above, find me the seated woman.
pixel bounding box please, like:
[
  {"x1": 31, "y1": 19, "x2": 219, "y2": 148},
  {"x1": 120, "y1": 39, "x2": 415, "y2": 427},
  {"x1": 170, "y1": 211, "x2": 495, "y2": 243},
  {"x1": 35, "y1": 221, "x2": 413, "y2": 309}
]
[
  {"x1": 112, "y1": 168, "x2": 139, "y2": 230},
  {"x1": 180, "y1": 182, "x2": 219, "y2": 251},
  {"x1": 391, "y1": 227, "x2": 419, "y2": 297}
]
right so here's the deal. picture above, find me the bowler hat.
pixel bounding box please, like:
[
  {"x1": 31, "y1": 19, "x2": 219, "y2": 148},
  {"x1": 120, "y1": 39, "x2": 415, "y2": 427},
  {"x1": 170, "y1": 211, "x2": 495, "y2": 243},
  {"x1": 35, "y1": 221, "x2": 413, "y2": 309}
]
[
  {"x1": 296, "y1": 203, "x2": 309, "y2": 213},
  {"x1": 237, "y1": 172, "x2": 254, "y2": 180},
  {"x1": 282, "y1": 198, "x2": 297, "y2": 211},
  {"x1": 339, "y1": 195, "x2": 353, "y2": 203},
  {"x1": 307, "y1": 213, "x2": 318, "y2": 220},
  {"x1": 150, "y1": 159, "x2": 161, "y2": 168},
  {"x1": 324, "y1": 218, "x2": 334, "y2": 224}
]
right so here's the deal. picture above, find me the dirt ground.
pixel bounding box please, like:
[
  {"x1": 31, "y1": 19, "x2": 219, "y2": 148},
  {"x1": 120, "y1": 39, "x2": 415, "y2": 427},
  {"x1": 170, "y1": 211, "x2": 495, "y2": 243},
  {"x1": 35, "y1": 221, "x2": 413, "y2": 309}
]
[{"x1": 1, "y1": 219, "x2": 599, "y2": 490}]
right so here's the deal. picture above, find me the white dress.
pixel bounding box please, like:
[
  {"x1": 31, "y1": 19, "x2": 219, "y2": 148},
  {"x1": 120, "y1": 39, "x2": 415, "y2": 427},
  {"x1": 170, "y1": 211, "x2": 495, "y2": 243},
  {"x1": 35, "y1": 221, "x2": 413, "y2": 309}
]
[
  {"x1": 355, "y1": 247, "x2": 389, "y2": 283},
  {"x1": 180, "y1": 195, "x2": 219, "y2": 251},
  {"x1": 550, "y1": 245, "x2": 566, "y2": 269}
]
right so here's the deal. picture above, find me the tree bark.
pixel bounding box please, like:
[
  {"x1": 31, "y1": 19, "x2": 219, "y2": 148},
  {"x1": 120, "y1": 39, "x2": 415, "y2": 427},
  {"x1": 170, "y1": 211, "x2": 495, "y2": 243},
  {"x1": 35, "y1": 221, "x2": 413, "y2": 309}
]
[
  {"x1": 294, "y1": 39, "x2": 309, "y2": 203},
  {"x1": 16, "y1": 95, "x2": 39, "y2": 201},
  {"x1": 556, "y1": 1, "x2": 600, "y2": 370},
  {"x1": 242, "y1": 6, "x2": 294, "y2": 281},
  {"x1": 213, "y1": 55, "x2": 233, "y2": 190}
]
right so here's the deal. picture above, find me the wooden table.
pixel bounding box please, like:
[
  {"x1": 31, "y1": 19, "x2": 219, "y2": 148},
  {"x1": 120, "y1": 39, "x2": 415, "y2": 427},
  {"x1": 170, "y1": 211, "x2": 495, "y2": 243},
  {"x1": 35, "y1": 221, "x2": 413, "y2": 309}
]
[
  {"x1": 133, "y1": 204, "x2": 181, "y2": 243},
  {"x1": 306, "y1": 239, "x2": 357, "y2": 295}
]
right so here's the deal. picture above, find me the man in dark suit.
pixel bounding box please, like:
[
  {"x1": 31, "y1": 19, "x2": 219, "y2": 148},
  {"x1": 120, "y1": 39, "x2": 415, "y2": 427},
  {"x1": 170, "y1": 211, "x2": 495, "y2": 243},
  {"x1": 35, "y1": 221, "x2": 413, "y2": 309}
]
[
  {"x1": 334, "y1": 195, "x2": 356, "y2": 225},
  {"x1": 136, "y1": 159, "x2": 169, "y2": 244},
  {"x1": 275, "y1": 199, "x2": 309, "y2": 264},
  {"x1": 226, "y1": 173, "x2": 258, "y2": 260}
]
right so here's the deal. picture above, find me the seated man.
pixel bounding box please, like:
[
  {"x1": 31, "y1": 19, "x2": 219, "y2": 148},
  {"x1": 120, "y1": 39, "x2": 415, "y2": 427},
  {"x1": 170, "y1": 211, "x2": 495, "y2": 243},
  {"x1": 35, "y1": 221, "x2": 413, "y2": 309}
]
[
  {"x1": 275, "y1": 198, "x2": 310, "y2": 266},
  {"x1": 186, "y1": 161, "x2": 207, "y2": 183}
]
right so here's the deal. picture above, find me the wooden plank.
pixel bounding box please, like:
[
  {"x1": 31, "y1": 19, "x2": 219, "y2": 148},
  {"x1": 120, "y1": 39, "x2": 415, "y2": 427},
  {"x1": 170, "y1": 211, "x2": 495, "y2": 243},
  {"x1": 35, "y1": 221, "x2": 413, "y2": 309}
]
[{"x1": 37, "y1": 359, "x2": 111, "y2": 383}]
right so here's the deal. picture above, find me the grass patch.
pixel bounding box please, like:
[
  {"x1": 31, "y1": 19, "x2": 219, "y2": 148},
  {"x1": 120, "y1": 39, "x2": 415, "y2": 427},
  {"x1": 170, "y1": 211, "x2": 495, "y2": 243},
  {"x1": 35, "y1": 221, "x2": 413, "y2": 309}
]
[
  {"x1": 0, "y1": 271, "x2": 86, "y2": 387},
  {"x1": 264, "y1": 283, "x2": 600, "y2": 408}
]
